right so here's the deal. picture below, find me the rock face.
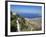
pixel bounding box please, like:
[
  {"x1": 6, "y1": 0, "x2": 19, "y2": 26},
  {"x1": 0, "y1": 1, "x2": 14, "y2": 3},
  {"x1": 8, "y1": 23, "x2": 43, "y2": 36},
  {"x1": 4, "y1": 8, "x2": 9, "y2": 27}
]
[{"x1": 18, "y1": 17, "x2": 42, "y2": 31}]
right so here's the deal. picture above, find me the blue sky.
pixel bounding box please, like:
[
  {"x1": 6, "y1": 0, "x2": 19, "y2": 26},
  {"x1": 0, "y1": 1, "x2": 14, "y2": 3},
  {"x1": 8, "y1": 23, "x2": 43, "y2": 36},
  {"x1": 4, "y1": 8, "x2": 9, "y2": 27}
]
[{"x1": 10, "y1": 5, "x2": 42, "y2": 14}]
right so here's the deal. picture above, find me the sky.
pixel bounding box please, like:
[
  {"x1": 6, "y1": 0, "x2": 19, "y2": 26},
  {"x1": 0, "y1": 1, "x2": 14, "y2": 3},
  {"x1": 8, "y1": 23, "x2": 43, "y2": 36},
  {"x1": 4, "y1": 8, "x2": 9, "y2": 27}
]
[{"x1": 10, "y1": 5, "x2": 42, "y2": 14}]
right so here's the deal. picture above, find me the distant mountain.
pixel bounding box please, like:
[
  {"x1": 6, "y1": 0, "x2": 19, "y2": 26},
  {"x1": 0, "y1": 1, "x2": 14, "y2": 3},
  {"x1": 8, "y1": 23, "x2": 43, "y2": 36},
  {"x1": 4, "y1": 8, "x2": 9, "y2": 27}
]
[{"x1": 16, "y1": 12, "x2": 41, "y2": 18}]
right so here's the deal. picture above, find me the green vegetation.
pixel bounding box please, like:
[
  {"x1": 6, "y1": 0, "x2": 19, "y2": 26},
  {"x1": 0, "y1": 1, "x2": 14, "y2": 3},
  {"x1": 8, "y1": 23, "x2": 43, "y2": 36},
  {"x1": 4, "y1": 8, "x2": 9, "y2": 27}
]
[
  {"x1": 10, "y1": 11, "x2": 41, "y2": 32},
  {"x1": 10, "y1": 11, "x2": 27, "y2": 32},
  {"x1": 11, "y1": 12, "x2": 17, "y2": 32}
]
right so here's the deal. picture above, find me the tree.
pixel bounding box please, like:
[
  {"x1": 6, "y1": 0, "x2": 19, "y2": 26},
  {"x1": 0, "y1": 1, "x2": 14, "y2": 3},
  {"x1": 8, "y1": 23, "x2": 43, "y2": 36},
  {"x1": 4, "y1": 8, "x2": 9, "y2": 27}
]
[{"x1": 10, "y1": 11, "x2": 18, "y2": 32}]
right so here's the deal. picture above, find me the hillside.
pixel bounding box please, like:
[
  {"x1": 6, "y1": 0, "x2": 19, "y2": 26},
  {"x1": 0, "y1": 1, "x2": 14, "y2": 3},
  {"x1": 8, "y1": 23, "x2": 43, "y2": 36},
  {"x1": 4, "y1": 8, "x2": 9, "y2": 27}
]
[{"x1": 11, "y1": 12, "x2": 42, "y2": 32}]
